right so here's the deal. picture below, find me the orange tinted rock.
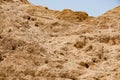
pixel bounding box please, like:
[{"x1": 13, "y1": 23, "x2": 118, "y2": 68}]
[{"x1": 56, "y1": 9, "x2": 88, "y2": 22}]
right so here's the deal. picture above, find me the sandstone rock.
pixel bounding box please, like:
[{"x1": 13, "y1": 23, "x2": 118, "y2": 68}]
[
  {"x1": 0, "y1": 0, "x2": 120, "y2": 80},
  {"x1": 0, "y1": 0, "x2": 29, "y2": 4},
  {"x1": 56, "y1": 9, "x2": 88, "y2": 22}
]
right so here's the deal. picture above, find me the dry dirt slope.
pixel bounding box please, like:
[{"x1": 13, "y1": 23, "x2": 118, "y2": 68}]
[{"x1": 0, "y1": 0, "x2": 120, "y2": 80}]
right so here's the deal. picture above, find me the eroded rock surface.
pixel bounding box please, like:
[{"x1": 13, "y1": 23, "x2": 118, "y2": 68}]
[{"x1": 0, "y1": 0, "x2": 120, "y2": 80}]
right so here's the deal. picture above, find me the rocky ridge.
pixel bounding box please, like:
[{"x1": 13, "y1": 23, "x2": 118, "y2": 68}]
[{"x1": 0, "y1": 0, "x2": 120, "y2": 80}]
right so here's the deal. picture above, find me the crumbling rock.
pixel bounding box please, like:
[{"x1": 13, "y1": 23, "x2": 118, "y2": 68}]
[
  {"x1": 56, "y1": 9, "x2": 88, "y2": 22},
  {"x1": 0, "y1": 0, "x2": 29, "y2": 4},
  {"x1": 0, "y1": 0, "x2": 120, "y2": 80}
]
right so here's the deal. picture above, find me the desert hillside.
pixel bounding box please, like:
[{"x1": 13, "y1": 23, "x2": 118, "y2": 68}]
[{"x1": 0, "y1": 0, "x2": 120, "y2": 80}]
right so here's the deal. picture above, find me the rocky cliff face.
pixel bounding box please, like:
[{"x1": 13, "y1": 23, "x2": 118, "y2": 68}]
[{"x1": 0, "y1": 0, "x2": 120, "y2": 80}]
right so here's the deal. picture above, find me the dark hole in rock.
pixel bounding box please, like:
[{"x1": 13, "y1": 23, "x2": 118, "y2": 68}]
[
  {"x1": 0, "y1": 55, "x2": 4, "y2": 62},
  {"x1": 94, "y1": 77, "x2": 100, "y2": 80},
  {"x1": 79, "y1": 62, "x2": 89, "y2": 68},
  {"x1": 35, "y1": 23, "x2": 39, "y2": 27},
  {"x1": 0, "y1": 35, "x2": 2, "y2": 39},
  {"x1": 45, "y1": 60, "x2": 48, "y2": 64},
  {"x1": 93, "y1": 60, "x2": 96, "y2": 62},
  {"x1": 70, "y1": 78, "x2": 76, "y2": 80},
  {"x1": 92, "y1": 58, "x2": 97, "y2": 63},
  {"x1": 27, "y1": 16, "x2": 31, "y2": 20},
  {"x1": 85, "y1": 63, "x2": 89, "y2": 68},
  {"x1": 12, "y1": 45, "x2": 16, "y2": 50},
  {"x1": 60, "y1": 53, "x2": 64, "y2": 55},
  {"x1": 103, "y1": 57, "x2": 107, "y2": 60}
]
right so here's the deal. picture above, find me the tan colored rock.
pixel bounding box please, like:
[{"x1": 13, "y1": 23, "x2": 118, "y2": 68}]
[
  {"x1": 0, "y1": 0, "x2": 120, "y2": 80},
  {"x1": 0, "y1": 0, "x2": 29, "y2": 4},
  {"x1": 56, "y1": 9, "x2": 88, "y2": 22}
]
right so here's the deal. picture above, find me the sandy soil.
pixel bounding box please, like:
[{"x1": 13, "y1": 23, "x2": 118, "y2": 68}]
[{"x1": 0, "y1": 0, "x2": 120, "y2": 80}]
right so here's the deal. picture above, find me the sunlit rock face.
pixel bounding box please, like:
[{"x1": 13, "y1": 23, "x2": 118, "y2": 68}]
[
  {"x1": 0, "y1": 0, "x2": 29, "y2": 4},
  {"x1": 0, "y1": 0, "x2": 120, "y2": 80},
  {"x1": 56, "y1": 9, "x2": 88, "y2": 22}
]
